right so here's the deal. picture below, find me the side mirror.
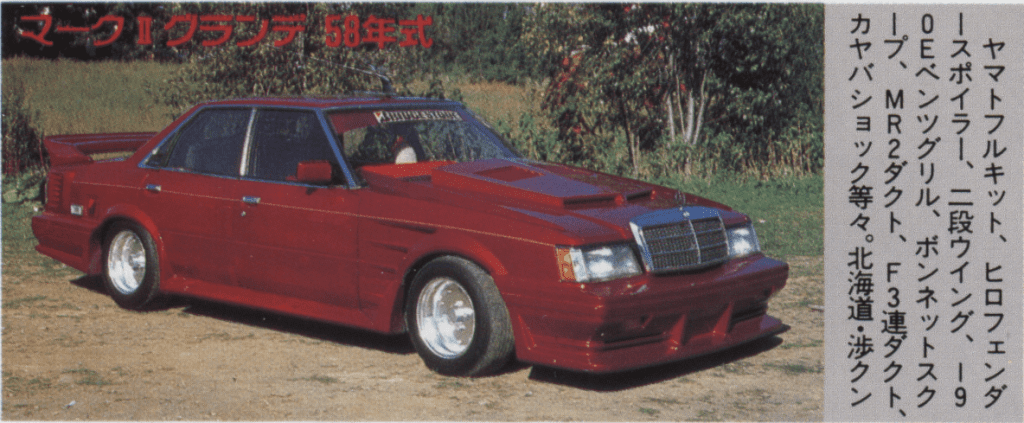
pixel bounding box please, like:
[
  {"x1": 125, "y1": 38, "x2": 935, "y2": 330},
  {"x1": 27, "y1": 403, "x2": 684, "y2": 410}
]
[{"x1": 295, "y1": 160, "x2": 333, "y2": 185}]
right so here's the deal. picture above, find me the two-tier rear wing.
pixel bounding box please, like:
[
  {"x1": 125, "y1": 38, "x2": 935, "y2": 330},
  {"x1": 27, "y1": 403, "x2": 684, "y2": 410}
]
[{"x1": 44, "y1": 132, "x2": 156, "y2": 168}]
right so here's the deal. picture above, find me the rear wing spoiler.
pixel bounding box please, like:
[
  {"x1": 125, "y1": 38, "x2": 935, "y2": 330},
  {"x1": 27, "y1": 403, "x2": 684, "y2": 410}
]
[{"x1": 44, "y1": 132, "x2": 157, "y2": 168}]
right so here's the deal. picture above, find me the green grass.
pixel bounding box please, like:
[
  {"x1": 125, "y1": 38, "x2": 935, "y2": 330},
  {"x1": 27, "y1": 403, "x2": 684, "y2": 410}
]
[
  {"x1": 434, "y1": 379, "x2": 468, "y2": 389},
  {"x1": 62, "y1": 368, "x2": 112, "y2": 386},
  {"x1": 2, "y1": 57, "x2": 178, "y2": 135},
  {"x1": 763, "y1": 361, "x2": 823, "y2": 375},
  {"x1": 638, "y1": 407, "x2": 660, "y2": 416},
  {"x1": 721, "y1": 362, "x2": 752, "y2": 374},
  {"x1": 665, "y1": 174, "x2": 824, "y2": 258},
  {"x1": 2, "y1": 372, "x2": 54, "y2": 394},
  {"x1": 454, "y1": 80, "x2": 538, "y2": 131},
  {"x1": 2, "y1": 295, "x2": 47, "y2": 309},
  {"x1": 693, "y1": 409, "x2": 717, "y2": 421},
  {"x1": 780, "y1": 339, "x2": 823, "y2": 349},
  {"x1": 303, "y1": 375, "x2": 340, "y2": 384},
  {"x1": 644, "y1": 397, "x2": 682, "y2": 406}
]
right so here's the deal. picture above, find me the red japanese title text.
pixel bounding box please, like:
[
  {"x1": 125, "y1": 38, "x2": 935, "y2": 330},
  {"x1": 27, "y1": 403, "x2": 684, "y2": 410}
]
[{"x1": 17, "y1": 14, "x2": 433, "y2": 48}]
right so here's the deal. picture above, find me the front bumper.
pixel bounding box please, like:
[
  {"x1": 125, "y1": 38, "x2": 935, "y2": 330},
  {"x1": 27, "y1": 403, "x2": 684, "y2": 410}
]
[{"x1": 505, "y1": 254, "x2": 788, "y2": 373}]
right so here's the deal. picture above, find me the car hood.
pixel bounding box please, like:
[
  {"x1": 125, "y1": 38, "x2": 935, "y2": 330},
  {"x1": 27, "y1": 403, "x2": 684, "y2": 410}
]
[{"x1": 360, "y1": 159, "x2": 743, "y2": 242}]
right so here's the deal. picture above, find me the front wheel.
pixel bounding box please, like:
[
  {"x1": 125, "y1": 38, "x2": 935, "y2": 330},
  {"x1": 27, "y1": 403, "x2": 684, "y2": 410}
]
[
  {"x1": 406, "y1": 256, "x2": 514, "y2": 376},
  {"x1": 102, "y1": 221, "x2": 161, "y2": 310}
]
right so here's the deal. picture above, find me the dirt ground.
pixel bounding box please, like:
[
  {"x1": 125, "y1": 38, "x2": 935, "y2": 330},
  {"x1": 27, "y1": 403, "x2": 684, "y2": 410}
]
[{"x1": 2, "y1": 202, "x2": 823, "y2": 421}]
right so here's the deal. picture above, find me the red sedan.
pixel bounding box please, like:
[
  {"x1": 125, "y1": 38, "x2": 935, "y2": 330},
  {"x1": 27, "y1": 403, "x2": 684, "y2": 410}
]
[{"x1": 33, "y1": 96, "x2": 787, "y2": 376}]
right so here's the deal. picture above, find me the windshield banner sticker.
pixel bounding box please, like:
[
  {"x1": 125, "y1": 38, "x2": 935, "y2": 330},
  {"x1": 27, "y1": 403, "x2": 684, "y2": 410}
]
[{"x1": 374, "y1": 110, "x2": 462, "y2": 124}]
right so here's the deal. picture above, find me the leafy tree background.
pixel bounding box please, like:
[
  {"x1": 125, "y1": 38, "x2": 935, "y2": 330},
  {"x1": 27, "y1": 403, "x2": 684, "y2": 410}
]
[{"x1": 2, "y1": 2, "x2": 823, "y2": 181}]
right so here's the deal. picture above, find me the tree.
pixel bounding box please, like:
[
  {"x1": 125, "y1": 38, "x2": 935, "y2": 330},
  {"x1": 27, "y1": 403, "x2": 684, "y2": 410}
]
[
  {"x1": 152, "y1": 3, "x2": 443, "y2": 113},
  {"x1": 523, "y1": 3, "x2": 823, "y2": 177}
]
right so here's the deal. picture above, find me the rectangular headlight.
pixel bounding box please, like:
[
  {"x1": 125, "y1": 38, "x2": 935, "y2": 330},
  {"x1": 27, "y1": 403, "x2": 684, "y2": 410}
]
[
  {"x1": 727, "y1": 223, "x2": 761, "y2": 258},
  {"x1": 556, "y1": 244, "x2": 642, "y2": 283}
]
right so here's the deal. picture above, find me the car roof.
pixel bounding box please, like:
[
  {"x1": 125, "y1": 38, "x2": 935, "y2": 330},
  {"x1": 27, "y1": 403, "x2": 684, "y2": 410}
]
[{"x1": 198, "y1": 96, "x2": 464, "y2": 110}]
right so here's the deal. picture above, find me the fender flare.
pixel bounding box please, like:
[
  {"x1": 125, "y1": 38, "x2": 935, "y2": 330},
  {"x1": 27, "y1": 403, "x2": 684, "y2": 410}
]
[
  {"x1": 381, "y1": 229, "x2": 511, "y2": 333},
  {"x1": 88, "y1": 204, "x2": 167, "y2": 280}
]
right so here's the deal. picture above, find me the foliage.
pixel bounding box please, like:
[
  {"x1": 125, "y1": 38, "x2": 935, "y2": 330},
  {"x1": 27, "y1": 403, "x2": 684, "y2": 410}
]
[
  {"x1": 148, "y1": 3, "x2": 467, "y2": 114},
  {"x1": 522, "y1": 3, "x2": 823, "y2": 179},
  {"x1": 410, "y1": 3, "x2": 536, "y2": 83},
  {"x1": 150, "y1": 3, "x2": 363, "y2": 114},
  {"x1": 1, "y1": 82, "x2": 45, "y2": 176},
  {"x1": 1, "y1": 167, "x2": 47, "y2": 204},
  {"x1": 3, "y1": 3, "x2": 540, "y2": 84},
  {"x1": 2, "y1": 3, "x2": 825, "y2": 181}
]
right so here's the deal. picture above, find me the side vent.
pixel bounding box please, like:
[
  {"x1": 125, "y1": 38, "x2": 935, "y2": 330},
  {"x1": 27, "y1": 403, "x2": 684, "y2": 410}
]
[
  {"x1": 625, "y1": 189, "x2": 653, "y2": 202},
  {"x1": 46, "y1": 172, "x2": 64, "y2": 212}
]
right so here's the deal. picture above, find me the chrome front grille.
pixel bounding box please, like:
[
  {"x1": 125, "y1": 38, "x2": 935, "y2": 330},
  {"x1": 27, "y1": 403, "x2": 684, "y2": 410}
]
[{"x1": 630, "y1": 207, "x2": 729, "y2": 273}]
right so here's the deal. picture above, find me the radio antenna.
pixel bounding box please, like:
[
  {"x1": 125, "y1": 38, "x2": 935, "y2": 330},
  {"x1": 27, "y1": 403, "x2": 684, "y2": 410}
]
[{"x1": 299, "y1": 54, "x2": 395, "y2": 95}]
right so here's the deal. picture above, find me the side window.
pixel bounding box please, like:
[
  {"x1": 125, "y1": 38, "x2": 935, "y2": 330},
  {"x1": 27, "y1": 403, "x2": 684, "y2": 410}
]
[
  {"x1": 158, "y1": 108, "x2": 251, "y2": 176},
  {"x1": 247, "y1": 110, "x2": 343, "y2": 184}
]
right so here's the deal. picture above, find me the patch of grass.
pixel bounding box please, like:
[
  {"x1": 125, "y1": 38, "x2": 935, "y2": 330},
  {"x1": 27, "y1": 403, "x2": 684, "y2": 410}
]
[
  {"x1": 197, "y1": 331, "x2": 255, "y2": 342},
  {"x1": 693, "y1": 409, "x2": 717, "y2": 421},
  {"x1": 455, "y1": 80, "x2": 536, "y2": 132},
  {"x1": 434, "y1": 379, "x2": 468, "y2": 389},
  {"x1": 197, "y1": 332, "x2": 232, "y2": 342},
  {"x1": 787, "y1": 256, "x2": 824, "y2": 278},
  {"x1": 735, "y1": 388, "x2": 772, "y2": 411},
  {"x1": 3, "y1": 373, "x2": 54, "y2": 394},
  {"x1": 638, "y1": 407, "x2": 660, "y2": 416},
  {"x1": 780, "y1": 339, "x2": 823, "y2": 349},
  {"x1": 763, "y1": 361, "x2": 823, "y2": 375},
  {"x1": 721, "y1": 362, "x2": 751, "y2": 374},
  {"x1": 55, "y1": 334, "x2": 86, "y2": 348},
  {"x1": 303, "y1": 375, "x2": 339, "y2": 384},
  {"x1": 644, "y1": 397, "x2": 682, "y2": 406},
  {"x1": 2, "y1": 57, "x2": 178, "y2": 135},
  {"x1": 62, "y1": 368, "x2": 112, "y2": 386},
  {"x1": 2, "y1": 295, "x2": 47, "y2": 309},
  {"x1": 665, "y1": 174, "x2": 823, "y2": 258}
]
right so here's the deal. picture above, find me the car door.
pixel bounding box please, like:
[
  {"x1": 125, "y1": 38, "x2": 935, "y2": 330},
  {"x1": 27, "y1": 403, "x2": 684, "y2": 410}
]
[
  {"x1": 230, "y1": 108, "x2": 361, "y2": 309},
  {"x1": 137, "y1": 107, "x2": 251, "y2": 286}
]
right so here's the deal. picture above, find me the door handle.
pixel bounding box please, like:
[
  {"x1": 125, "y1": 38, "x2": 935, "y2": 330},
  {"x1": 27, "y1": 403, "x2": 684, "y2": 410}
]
[
  {"x1": 145, "y1": 184, "x2": 161, "y2": 193},
  {"x1": 242, "y1": 196, "x2": 261, "y2": 205}
]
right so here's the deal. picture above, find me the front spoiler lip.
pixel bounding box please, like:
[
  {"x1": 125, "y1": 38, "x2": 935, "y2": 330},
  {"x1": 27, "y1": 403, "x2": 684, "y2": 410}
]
[
  {"x1": 505, "y1": 255, "x2": 789, "y2": 374},
  {"x1": 538, "y1": 321, "x2": 791, "y2": 375}
]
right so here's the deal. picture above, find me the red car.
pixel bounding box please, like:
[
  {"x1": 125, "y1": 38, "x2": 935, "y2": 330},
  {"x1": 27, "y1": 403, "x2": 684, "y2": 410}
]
[{"x1": 32, "y1": 96, "x2": 787, "y2": 376}]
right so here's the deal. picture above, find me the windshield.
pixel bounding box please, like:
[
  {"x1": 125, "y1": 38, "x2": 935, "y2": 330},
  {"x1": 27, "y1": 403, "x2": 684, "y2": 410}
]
[{"x1": 327, "y1": 108, "x2": 520, "y2": 169}]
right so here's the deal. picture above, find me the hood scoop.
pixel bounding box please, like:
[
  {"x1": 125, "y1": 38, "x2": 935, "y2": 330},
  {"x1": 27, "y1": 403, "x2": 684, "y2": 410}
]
[{"x1": 432, "y1": 159, "x2": 648, "y2": 209}]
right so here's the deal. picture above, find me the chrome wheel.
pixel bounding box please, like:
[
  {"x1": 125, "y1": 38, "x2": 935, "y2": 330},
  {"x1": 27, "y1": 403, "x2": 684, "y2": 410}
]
[
  {"x1": 106, "y1": 230, "x2": 146, "y2": 295},
  {"x1": 416, "y1": 277, "x2": 476, "y2": 359}
]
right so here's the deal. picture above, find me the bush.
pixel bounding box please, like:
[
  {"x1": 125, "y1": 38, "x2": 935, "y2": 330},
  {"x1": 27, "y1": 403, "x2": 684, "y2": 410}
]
[
  {"x1": 2, "y1": 167, "x2": 47, "y2": 204},
  {"x1": 2, "y1": 84, "x2": 45, "y2": 175}
]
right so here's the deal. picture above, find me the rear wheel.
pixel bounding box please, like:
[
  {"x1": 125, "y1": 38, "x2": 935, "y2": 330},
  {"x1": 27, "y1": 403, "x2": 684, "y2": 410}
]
[
  {"x1": 102, "y1": 221, "x2": 161, "y2": 310},
  {"x1": 406, "y1": 256, "x2": 514, "y2": 376}
]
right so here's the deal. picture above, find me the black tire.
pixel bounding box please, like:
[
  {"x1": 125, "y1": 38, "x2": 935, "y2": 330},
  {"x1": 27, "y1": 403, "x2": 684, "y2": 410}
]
[
  {"x1": 405, "y1": 256, "x2": 514, "y2": 376},
  {"x1": 101, "y1": 221, "x2": 161, "y2": 310}
]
